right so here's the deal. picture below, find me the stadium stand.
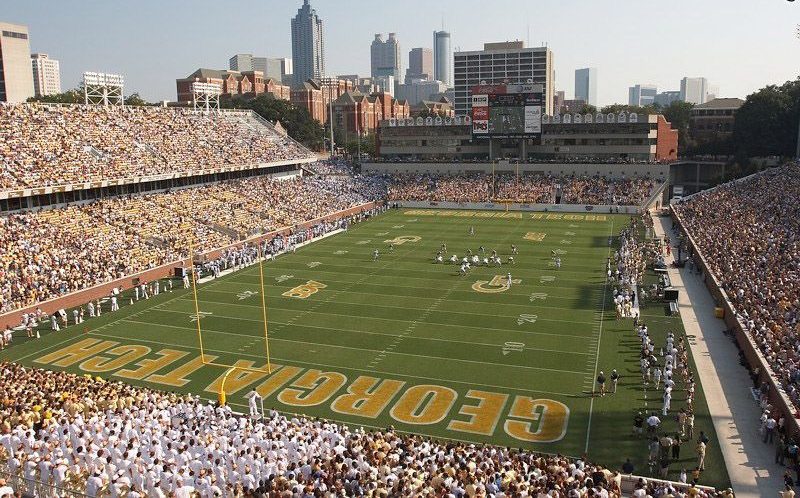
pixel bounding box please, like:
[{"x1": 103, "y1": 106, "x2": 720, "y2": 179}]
[
  {"x1": 0, "y1": 362, "x2": 721, "y2": 497},
  {"x1": 385, "y1": 173, "x2": 660, "y2": 206},
  {"x1": 0, "y1": 175, "x2": 380, "y2": 314},
  {"x1": 0, "y1": 104, "x2": 314, "y2": 190},
  {"x1": 672, "y1": 163, "x2": 800, "y2": 413}
]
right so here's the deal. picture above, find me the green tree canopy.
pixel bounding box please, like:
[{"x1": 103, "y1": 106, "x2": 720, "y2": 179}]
[
  {"x1": 27, "y1": 88, "x2": 82, "y2": 104},
  {"x1": 732, "y1": 77, "x2": 800, "y2": 158},
  {"x1": 225, "y1": 94, "x2": 325, "y2": 151}
]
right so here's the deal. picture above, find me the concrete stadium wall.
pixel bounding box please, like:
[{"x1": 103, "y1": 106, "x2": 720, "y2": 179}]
[
  {"x1": 0, "y1": 202, "x2": 378, "y2": 330},
  {"x1": 670, "y1": 207, "x2": 800, "y2": 437},
  {"x1": 363, "y1": 161, "x2": 670, "y2": 181},
  {"x1": 394, "y1": 200, "x2": 641, "y2": 214}
]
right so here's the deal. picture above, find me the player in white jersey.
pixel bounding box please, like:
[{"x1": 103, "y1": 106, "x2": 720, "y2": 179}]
[
  {"x1": 183, "y1": 273, "x2": 190, "y2": 289},
  {"x1": 469, "y1": 226, "x2": 474, "y2": 236},
  {"x1": 450, "y1": 255, "x2": 458, "y2": 264},
  {"x1": 435, "y1": 254, "x2": 443, "y2": 264},
  {"x1": 111, "y1": 295, "x2": 119, "y2": 311},
  {"x1": 508, "y1": 256, "x2": 514, "y2": 265},
  {"x1": 506, "y1": 273, "x2": 513, "y2": 288},
  {"x1": 482, "y1": 257, "x2": 489, "y2": 266},
  {"x1": 373, "y1": 249, "x2": 379, "y2": 261},
  {"x1": 555, "y1": 257, "x2": 561, "y2": 269},
  {"x1": 511, "y1": 244, "x2": 518, "y2": 255},
  {"x1": 87, "y1": 301, "x2": 95, "y2": 317}
]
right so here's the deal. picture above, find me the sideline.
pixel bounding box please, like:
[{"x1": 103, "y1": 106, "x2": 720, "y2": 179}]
[{"x1": 653, "y1": 214, "x2": 781, "y2": 498}]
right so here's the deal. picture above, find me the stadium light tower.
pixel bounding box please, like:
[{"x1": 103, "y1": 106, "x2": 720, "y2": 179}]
[
  {"x1": 796, "y1": 25, "x2": 800, "y2": 159},
  {"x1": 191, "y1": 81, "x2": 221, "y2": 113},
  {"x1": 83, "y1": 72, "x2": 125, "y2": 106}
]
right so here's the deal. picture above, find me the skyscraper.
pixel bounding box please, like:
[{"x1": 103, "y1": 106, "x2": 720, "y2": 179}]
[
  {"x1": 680, "y1": 77, "x2": 709, "y2": 104},
  {"x1": 405, "y1": 47, "x2": 433, "y2": 83},
  {"x1": 574, "y1": 68, "x2": 597, "y2": 107},
  {"x1": 453, "y1": 41, "x2": 554, "y2": 117},
  {"x1": 31, "y1": 53, "x2": 61, "y2": 97},
  {"x1": 0, "y1": 22, "x2": 34, "y2": 103},
  {"x1": 628, "y1": 84, "x2": 657, "y2": 106},
  {"x1": 370, "y1": 33, "x2": 401, "y2": 80},
  {"x1": 433, "y1": 30, "x2": 451, "y2": 88},
  {"x1": 291, "y1": 0, "x2": 325, "y2": 86}
]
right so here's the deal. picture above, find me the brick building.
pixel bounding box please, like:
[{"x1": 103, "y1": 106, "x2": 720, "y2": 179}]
[
  {"x1": 332, "y1": 90, "x2": 409, "y2": 139},
  {"x1": 689, "y1": 97, "x2": 744, "y2": 141},
  {"x1": 290, "y1": 78, "x2": 354, "y2": 125},
  {"x1": 176, "y1": 68, "x2": 290, "y2": 103}
]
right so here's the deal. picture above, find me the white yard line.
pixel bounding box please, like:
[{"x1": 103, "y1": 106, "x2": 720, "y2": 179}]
[{"x1": 584, "y1": 218, "x2": 614, "y2": 453}]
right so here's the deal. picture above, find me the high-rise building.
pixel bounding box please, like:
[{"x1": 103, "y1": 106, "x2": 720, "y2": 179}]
[
  {"x1": 453, "y1": 41, "x2": 554, "y2": 117},
  {"x1": 574, "y1": 67, "x2": 597, "y2": 107},
  {"x1": 628, "y1": 84, "x2": 658, "y2": 107},
  {"x1": 0, "y1": 22, "x2": 34, "y2": 103},
  {"x1": 405, "y1": 47, "x2": 432, "y2": 83},
  {"x1": 229, "y1": 54, "x2": 253, "y2": 72},
  {"x1": 291, "y1": 0, "x2": 325, "y2": 86},
  {"x1": 680, "y1": 77, "x2": 709, "y2": 104},
  {"x1": 230, "y1": 54, "x2": 289, "y2": 82},
  {"x1": 370, "y1": 33, "x2": 401, "y2": 81},
  {"x1": 553, "y1": 90, "x2": 565, "y2": 114},
  {"x1": 433, "y1": 30, "x2": 451, "y2": 87},
  {"x1": 30, "y1": 53, "x2": 61, "y2": 97}
]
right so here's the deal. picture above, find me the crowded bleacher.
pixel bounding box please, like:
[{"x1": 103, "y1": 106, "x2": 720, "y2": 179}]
[
  {"x1": 0, "y1": 174, "x2": 378, "y2": 314},
  {"x1": 385, "y1": 172, "x2": 659, "y2": 206},
  {"x1": 0, "y1": 104, "x2": 313, "y2": 189},
  {"x1": 672, "y1": 162, "x2": 800, "y2": 411},
  {"x1": 0, "y1": 362, "x2": 723, "y2": 497}
]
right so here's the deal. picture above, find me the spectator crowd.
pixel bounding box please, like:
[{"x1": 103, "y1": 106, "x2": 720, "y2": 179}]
[
  {"x1": 673, "y1": 163, "x2": 800, "y2": 412},
  {"x1": 0, "y1": 362, "x2": 724, "y2": 497},
  {"x1": 0, "y1": 104, "x2": 313, "y2": 190},
  {"x1": 0, "y1": 175, "x2": 379, "y2": 314},
  {"x1": 384, "y1": 173, "x2": 658, "y2": 206}
]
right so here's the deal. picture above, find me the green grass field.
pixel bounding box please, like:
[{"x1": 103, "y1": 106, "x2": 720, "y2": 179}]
[{"x1": 0, "y1": 208, "x2": 729, "y2": 488}]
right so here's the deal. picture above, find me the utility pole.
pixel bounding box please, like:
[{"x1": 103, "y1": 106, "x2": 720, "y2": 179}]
[
  {"x1": 329, "y1": 93, "x2": 335, "y2": 158},
  {"x1": 796, "y1": 25, "x2": 800, "y2": 159}
]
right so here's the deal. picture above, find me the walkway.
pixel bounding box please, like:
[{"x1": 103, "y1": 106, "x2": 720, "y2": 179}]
[{"x1": 652, "y1": 214, "x2": 783, "y2": 498}]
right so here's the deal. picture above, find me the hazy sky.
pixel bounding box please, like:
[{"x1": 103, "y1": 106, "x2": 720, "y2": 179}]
[{"x1": 5, "y1": 0, "x2": 798, "y2": 105}]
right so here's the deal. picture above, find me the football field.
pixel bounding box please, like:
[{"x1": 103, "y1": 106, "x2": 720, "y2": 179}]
[{"x1": 1, "y1": 208, "x2": 729, "y2": 487}]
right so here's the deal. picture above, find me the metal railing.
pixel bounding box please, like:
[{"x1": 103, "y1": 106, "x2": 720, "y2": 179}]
[{"x1": 0, "y1": 466, "x2": 90, "y2": 498}]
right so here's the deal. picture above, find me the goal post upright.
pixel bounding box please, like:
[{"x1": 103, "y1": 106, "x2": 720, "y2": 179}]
[{"x1": 257, "y1": 243, "x2": 273, "y2": 374}]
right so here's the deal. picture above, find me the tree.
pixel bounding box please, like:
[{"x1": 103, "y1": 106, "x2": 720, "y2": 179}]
[
  {"x1": 661, "y1": 101, "x2": 695, "y2": 154},
  {"x1": 732, "y1": 77, "x2": 800, "y2": 158},
  {"x1": 124, "y1": 93, "x2": 150, "y2": 106},
  {"x1": 600, "y1": 104, "x2": 657, "y2": 115},
  {"x1": 577, "y1": 104, "x2": 597, "y2": 115},
  {"x1": 224, "y1": 94, "x2": 326, "y2": 150},
  {"x1": 27, "y1": 88, "x2": 82, "y2": 104}
]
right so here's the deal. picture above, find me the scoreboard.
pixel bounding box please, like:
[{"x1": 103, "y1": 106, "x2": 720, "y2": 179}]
[{"x1": 471, "y1": 83, "x2": 543, "y2": 139}]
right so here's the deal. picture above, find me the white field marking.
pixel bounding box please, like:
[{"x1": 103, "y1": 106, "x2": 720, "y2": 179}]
[
  {"x1": 529, "y1": 292, "x2": 548, "y2": 301},
  {"x1": 355, "y1": 240, "x2": 371, "y2": 245},
  {"x1": 306, "y1": 261, "x2": 321, "y2": 268},
  {"x1": 233, "y1": 270, "x2": 607, "y2": 292},
  {"x1": 85, "y1": 329, "x2": 581, "y2": 398},
  {"x1": 559, "y1": 240, "x2": 572, "y2": 245},
  {"x1": 167, "y1": 301, "x2": 586, "y2": 341},
  {"x1": 516, "y1": 314, "x2": 538, "y2": 326},
  {"x1": 585, "y1": 218, "x2": 614, "y2": 454},
  {"x1": 554, "y1": 249, "x2": 567, "y2": 255},
  {"x1": 274, "y1": 274, "x2": 294, "y2": 282},
  {"x1": 172, "y1": 296, "x2": 596, "y2": 327},
  {"x1": 565, "y1": 231, "x2": 576, "y2": 236},
  {"x1": 333, "y1": 250, "x2": 348, "y2": 255},
  {"x1": 540, "y1": 276, "x2": 556, "y2": 283},
  {"x1": 392, "y1": 225, "x2": 405, "y2": 228},
  {"x1": 502, "y1": 342, "x2": 525, "y2": 356},
  {"x1": 189, "y1": 311, "x2": 213, "y2": 322},
  {"x1": 375, "y1": 232, "x2": 389, "y2": 236},
  {"x1": 180, "y1": 285, "x2": 598, "y2": 315},
  {"x1": 237, "y1": 290, "x2": 258, "y2": 301},
  {"x1": 120, "y1": 320, "x2": 586, "y2": 376}
]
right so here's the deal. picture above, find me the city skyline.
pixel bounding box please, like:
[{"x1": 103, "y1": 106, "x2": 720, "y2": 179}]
[{"x1": 2, "y1": 0, "x2": 797, "y2": 105}]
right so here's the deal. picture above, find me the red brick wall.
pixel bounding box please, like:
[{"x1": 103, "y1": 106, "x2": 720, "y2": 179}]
[
  {"x1": 656, "y1": 115, "x2": 678, "y2": 161},
  {"x1": 0, "y1": 202, "x2": 379, "y2": 330}
]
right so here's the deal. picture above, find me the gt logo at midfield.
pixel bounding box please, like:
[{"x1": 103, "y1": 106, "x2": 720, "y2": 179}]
[
  {"x1": 282, "y1": 280, "x2": 327, "y2": 299},
  {"x1": 472, "y1": 275, "x2": 521, "y2": 293},
  {"x1": 383, "y1": 235, "x2": 421, "y2": 245}
]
